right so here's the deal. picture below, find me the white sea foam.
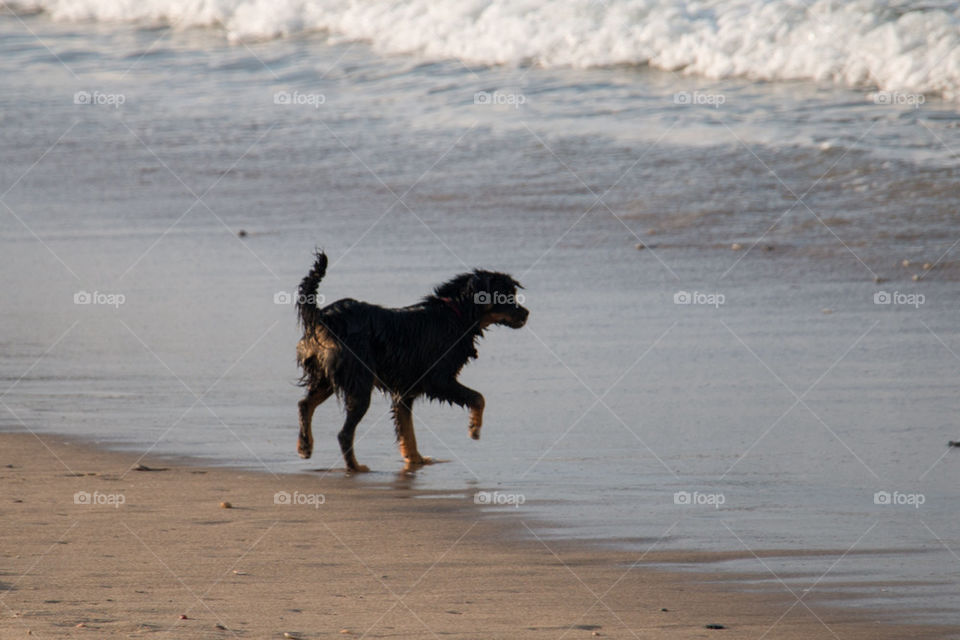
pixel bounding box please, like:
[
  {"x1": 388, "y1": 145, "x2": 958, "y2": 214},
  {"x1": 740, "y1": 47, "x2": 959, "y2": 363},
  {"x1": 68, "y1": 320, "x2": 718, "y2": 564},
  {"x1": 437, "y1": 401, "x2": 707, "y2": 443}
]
[{"x1": 10, "y1": 0, "x2": 960, "y2": 99}]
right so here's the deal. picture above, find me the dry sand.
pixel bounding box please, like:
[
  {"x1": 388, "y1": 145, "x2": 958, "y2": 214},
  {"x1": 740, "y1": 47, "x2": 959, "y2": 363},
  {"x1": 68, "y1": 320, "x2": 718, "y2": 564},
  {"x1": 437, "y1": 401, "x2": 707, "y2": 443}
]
[{"x1": 0, "y1": 432, "x2": 954, "y2": 639}]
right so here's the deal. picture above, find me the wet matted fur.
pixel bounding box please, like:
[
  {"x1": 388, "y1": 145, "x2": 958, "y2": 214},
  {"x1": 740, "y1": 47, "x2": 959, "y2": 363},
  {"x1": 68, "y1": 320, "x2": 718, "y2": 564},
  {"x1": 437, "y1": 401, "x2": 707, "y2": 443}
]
[{"x1": 295, "y1": 251, "x2": 529, "y2": 472}]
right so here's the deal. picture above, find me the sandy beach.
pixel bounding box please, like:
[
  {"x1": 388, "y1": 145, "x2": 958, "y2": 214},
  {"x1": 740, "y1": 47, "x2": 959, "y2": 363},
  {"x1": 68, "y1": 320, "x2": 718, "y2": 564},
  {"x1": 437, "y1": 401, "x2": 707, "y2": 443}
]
[{"x1": 0, "y1": 431, "x2": 953, "y2": 639}]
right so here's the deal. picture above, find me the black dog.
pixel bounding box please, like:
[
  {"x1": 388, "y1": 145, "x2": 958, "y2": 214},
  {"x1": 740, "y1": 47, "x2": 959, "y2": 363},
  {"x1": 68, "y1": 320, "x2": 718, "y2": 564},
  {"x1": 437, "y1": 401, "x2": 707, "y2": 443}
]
[{"x1": 295, "y1": 251, "x2": 528, "y2": 472}]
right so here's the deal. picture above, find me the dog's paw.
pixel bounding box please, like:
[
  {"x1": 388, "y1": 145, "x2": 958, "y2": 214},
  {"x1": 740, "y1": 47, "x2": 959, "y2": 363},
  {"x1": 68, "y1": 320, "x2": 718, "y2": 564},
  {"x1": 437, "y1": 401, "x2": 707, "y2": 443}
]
[
  {"x1": 405, "y1": 455, "x2": 434, "y2": 466},
  {"x1": 348, "y1": 464, "x2": 370, "y2": 473},
  {"x1": 298, "y1": 446, "x2": 313, "y2": 459},
  {"x1": 469, "y1": 426, "x2": 481, "y2": 440}
]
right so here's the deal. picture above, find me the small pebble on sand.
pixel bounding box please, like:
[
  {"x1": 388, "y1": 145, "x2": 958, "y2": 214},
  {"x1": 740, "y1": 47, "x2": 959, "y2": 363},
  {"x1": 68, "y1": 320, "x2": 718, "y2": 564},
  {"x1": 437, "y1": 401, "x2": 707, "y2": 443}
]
[
  {"x1": 219, "y1": 501, "x2": 232, "y2": 509},
  {"x1": 822, "y1": 308, "x2": 832, "y2": 314},
  {"x1": 132, "y1": 463, "x2": 168, "y2": 472},
  {"x1": 635, "y1": 243, "x2": 645, "y2": 250},
  {"x1": 238, "y1": 229, "x2": 247, "y2": 238},
  {"x1": 283, "y1": 633, "x2": 301, "y2": 639},
  {"x1": 874, "y1": 276, "x2": 887, "y2": 283},
  {"x1": 731, "y1": 243, "x2": 742, "y2": 251},
  {"x1": 912, "y1": 274, "x2": 920, "y2": 281},
  {"x1": 179, "y1": 614, "x2": 188, "y2": 620},
  {"x1": 901, "y1": 259, "x2": 911, "y2": 267},
  {"x1": 705, "y1": 623, "x2": 726, "y2": 629},
  {"x1": 923, "y1": 262, "x2": 933, "y2": 270},
  {"x1": 75, "y1": 623, "x2": 86, "y2": 628}
]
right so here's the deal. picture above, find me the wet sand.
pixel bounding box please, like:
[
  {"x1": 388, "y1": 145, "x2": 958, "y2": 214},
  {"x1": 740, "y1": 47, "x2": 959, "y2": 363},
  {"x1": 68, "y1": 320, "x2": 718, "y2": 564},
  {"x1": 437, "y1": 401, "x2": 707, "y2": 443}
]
[{"x1": 1, "y1": 432, "x2": 954, "y2": 639}]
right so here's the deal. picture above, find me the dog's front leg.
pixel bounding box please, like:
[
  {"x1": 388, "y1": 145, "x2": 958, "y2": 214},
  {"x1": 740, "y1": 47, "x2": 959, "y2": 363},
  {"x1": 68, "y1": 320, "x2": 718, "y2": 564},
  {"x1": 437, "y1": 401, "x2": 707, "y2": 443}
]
[
  {"x1": 467, "y1": 392, "x2": 485, "y2": 440},
  {"x1": 392, "y1": 396, "x2": 433, "y2": 467},
  {"x1": 430, "y1": 382, "x2": 485, "y2": 440}
]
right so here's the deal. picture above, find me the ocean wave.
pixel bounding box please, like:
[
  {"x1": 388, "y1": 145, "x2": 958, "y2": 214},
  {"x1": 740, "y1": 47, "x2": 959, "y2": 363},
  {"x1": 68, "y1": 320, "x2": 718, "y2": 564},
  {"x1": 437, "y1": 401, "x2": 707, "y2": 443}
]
[{"x1": 10, "y1": 0, "x2": 960, "y2": 98}]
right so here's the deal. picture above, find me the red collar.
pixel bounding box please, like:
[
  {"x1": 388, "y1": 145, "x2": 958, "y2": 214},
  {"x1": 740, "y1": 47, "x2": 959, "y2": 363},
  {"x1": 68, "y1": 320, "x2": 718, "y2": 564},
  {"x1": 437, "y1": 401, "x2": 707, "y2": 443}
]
[{"x1": 439, "y1": 297, "x2": 462, "y2": 318}]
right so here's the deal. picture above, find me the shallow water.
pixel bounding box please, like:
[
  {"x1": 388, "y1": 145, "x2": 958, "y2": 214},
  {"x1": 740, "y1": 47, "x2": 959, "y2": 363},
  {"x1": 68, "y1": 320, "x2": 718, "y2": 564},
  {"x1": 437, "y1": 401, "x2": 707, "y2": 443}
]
[{"x1": 2, "y1": 11, "x2": 959, "y2": 625}]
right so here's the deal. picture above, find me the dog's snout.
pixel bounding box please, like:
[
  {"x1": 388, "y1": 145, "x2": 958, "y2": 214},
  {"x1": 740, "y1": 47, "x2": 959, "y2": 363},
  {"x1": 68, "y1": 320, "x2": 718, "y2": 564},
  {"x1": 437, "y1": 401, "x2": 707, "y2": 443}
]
[{"x1": 512, "y1": 306, "x2": 529, "y2": 327}]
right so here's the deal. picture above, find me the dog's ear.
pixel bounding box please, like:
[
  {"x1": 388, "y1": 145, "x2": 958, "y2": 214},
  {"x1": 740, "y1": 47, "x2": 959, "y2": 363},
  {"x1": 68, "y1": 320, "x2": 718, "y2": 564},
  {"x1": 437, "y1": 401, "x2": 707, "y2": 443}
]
[
  {"x1": 466, "y1": 272, "x2": 489, "y2": 305},
  {"x1": 502, "y1": 274, "x2": 523, "y2": 291},
  {"x1": 433, "y1": 273, "x2": 472, "y2": 301}
]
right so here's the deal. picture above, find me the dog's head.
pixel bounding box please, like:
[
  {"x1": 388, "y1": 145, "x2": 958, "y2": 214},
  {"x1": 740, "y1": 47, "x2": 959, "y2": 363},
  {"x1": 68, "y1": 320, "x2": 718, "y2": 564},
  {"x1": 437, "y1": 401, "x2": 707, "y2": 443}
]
[{"x1": 433, "y1": 270, "x2": 528, "y2": 329}]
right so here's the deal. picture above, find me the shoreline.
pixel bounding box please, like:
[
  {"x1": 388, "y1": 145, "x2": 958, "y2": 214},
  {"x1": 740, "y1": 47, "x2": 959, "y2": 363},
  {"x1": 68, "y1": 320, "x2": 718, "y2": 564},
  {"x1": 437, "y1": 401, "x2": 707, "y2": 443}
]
[{"x1": 1, "y1": 431, "x2": 955, "y2": 639}]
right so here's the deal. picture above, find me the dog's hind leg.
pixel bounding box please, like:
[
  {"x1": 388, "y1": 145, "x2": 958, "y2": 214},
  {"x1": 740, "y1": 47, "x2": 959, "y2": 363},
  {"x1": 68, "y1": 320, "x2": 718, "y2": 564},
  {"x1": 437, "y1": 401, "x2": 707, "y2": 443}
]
[
  {"x1": 392, "y1": 396, "x2": 433, "y2": 467},
  {"x1": 298, "y1": 381, "x2": 333, "y2": 459},
  {"x1": 338, "y1": 390, "x2": 371, "y2": 472}
]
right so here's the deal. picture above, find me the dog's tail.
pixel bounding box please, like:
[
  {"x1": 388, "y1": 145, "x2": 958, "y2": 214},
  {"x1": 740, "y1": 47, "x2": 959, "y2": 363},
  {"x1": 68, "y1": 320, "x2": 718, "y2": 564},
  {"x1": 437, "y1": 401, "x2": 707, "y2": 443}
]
[{"x1": 297, "y1": 250, "x2": 327, "y2": 328}]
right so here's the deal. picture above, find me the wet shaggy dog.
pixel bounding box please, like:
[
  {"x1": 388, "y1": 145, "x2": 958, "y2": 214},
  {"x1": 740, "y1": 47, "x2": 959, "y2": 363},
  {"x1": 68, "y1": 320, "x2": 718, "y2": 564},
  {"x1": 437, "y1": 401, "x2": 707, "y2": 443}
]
[{"x1": 295, "y1": 252, "x2": 529, "y2": 472}]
